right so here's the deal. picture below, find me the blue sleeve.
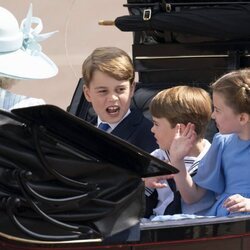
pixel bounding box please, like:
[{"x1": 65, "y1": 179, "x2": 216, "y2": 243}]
[{"x1": 193, "y1": 133, "x2": 227, "y2": 195}]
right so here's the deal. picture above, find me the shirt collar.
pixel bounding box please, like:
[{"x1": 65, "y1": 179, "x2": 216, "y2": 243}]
[{"x1": 97, "y1": 109, "x2": 131, "y2": 132}]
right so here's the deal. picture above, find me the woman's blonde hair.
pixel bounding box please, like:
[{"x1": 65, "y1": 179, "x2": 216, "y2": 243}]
[{"x1": 0, "y1": 77, "x2": 16, "y2": 89}]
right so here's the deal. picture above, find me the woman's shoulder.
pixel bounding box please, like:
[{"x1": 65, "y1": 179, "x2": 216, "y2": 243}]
[{"x1": 11, "y1": 97, "x2": 45, "y2": 109}]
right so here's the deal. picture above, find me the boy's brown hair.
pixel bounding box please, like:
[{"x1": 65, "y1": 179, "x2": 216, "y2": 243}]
[
  {"x1": 82, "y1": 47, "x2": 135, "y2": 87},
  {"x1": 150, "y1": 86, "x2": 212, "y2": 138}
]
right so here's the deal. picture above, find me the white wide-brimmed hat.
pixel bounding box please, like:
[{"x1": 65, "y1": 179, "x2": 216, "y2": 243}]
[{"x1": 0, "y1": 4, "x2": 58, "y2": 80}]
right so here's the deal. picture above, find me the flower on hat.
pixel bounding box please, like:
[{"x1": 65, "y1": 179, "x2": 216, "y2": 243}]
[
  {"x1": 0, "y1": 3, "x2": 58, "y2": 80},
  {"x1": 21, "y1": 4, "x2": 58, "y2": 56}
]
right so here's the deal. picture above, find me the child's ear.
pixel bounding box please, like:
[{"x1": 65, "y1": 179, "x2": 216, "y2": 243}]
[
  {"x1": 239, "y1": 112, "x2": 250, "y2": 125},
  {"x1": 83, "y1": 85, "x2": 91, "y2": 102},
  {"x1": 130, "y1": 82, "x2": 136, "y2": 96}
]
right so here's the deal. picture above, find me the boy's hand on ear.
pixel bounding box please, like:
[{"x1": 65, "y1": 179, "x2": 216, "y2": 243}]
[{"x1": 169, "y1": 123, "x2": 196, "y2": 163}]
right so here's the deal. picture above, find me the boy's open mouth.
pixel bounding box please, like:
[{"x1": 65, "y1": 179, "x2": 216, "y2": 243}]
[{"x1": 106, "y1": 106, "x2": 120, "y2": 114}]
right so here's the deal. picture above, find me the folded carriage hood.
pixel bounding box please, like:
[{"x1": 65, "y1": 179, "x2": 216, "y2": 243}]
[{"x1": 12, "y1": 104, "x2": 178, "y2": 177}]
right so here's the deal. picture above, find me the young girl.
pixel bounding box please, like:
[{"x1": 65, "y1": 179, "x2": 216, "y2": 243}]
[{"x1": 171, "y1": 69, "x2": 250, "y2": 216}]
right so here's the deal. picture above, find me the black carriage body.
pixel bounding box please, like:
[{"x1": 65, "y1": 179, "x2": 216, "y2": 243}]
[
  {"x1": 133, "y1": 41, "x2": 250, "y2": 86},
  {"x1": 126, "y1": 1, "x2": 250, "y2": 86},
  {"x1": 2, "y1": 215, "x2": 250, "y2": 250}
]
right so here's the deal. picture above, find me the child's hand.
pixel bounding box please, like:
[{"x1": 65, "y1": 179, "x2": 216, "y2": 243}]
[
  {"x1": 223, "y1": 194, "x2": 250, "y2": 213},
  {"x1": 169, "y1": 123, "x2": 196, "y2": 163},
  {"x1": 142, "y1": 175, "x2": 174, "y2": 188}
]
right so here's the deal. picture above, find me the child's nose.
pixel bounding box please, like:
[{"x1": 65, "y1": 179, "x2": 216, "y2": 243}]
[
  {"x1": 151, "y1": 126, "x2": 155, "y2": 133},
  {"x1": 108, "y1": 93, "x2": 119, "y2": 101}
]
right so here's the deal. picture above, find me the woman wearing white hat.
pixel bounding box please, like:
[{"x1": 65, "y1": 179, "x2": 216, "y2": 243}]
[{"x1": 0, "y1": 4, "x2": 58, "y2": 110}]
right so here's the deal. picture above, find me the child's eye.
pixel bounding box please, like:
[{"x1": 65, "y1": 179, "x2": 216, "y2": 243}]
[
  {"x1": 153, "y1": 122, "x2": 158, "y2": 126},
  {"x1": 97, "y1": 89, "x2": 107, "y2": 94},
  {"x1": 117, "y1": 87, "x2": 126, "y2": 93},
  {"x1": 213, "y1": 107, "x2": 219, "y2": 113}
]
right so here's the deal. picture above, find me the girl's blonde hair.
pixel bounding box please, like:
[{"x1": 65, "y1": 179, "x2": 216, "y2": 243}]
[{"x1": 211, "y1": 69, "x2": 250, "y2": 115}]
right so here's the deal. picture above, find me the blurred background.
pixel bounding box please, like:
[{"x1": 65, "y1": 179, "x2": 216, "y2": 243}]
[{"x1": 0, "y1": 0, "x2": 132, "y2": 109}]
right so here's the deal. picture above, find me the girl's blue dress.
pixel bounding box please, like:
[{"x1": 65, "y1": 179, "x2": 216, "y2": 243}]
[{"x1": 193, "y1": 133, "x2": 250, "y2": 216}]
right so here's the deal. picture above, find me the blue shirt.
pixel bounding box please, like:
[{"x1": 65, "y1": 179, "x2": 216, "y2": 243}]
[{"x1": 194, "y1": 133, "x2": 250, "y2": 216}]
